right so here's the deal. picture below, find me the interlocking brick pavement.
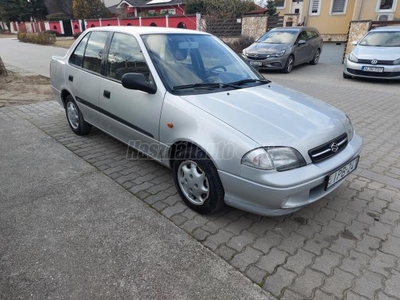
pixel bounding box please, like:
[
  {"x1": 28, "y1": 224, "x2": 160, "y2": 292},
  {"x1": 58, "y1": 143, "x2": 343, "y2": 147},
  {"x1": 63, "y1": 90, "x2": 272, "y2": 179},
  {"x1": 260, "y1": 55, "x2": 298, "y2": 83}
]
[{"x1": 2, "y1": 63, "x2": 400, "y2": 299}]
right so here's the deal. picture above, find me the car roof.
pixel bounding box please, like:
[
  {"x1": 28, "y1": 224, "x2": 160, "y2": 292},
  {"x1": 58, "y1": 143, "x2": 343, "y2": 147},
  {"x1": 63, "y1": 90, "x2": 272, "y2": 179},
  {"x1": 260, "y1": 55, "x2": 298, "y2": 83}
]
[
  {"x1": 271, "y1": 26, "x2": 319, "y2": 32},
  {"x1": 85, "y1": 26, "x2": 208, "y2": 36},
  {"x1": 371, "y1": 26, "x2": 400, "y2": 32}
]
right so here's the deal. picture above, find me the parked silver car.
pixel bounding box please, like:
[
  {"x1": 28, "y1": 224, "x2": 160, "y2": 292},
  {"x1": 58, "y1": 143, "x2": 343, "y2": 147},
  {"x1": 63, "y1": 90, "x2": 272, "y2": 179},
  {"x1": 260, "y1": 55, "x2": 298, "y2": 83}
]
[
  {"x1": 50, "y1": 26, "x2": 362, "y2": 216},
  {"x1": 344, "y1": 26, "x2": 400, "y2": 80},
  {"x1": 242, "y1": 27, "x2": 323, "y2": 73}
]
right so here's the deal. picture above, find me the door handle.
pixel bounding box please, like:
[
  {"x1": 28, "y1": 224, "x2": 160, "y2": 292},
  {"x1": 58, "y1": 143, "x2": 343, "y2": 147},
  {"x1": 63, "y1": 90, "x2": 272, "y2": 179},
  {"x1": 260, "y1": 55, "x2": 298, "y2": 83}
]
[
  {"x1": 68, "y1": 75, "x2": 73, "y2": 82},
  {"x1": 103, "y1": 90, "x2": 111, "y2": 99}
]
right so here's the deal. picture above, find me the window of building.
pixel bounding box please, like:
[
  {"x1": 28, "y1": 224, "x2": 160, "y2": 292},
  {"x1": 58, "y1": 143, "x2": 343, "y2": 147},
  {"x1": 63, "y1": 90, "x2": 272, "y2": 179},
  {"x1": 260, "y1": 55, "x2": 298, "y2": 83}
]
[
  {"x1": 378, "y1": 0, "x2": 396, "y2": 11},
  {"x1": 309, "y1": 0, "x2": 321, "y2": 15},
  {"x1": 82, "y1": 31, "x2": 110, "y2": 74},
  {"x1": 274, "y1": 0, "x2": 285, "y2": 8},
  {"x1": 331, "y1": 0, "x2": 347, "y2": 14},
  {"x1": 161, "y1": 9, "x2": 176, "y2": 15},
  {"x1": 106, "y1": 33, "x2": 150, "y2": 82}
]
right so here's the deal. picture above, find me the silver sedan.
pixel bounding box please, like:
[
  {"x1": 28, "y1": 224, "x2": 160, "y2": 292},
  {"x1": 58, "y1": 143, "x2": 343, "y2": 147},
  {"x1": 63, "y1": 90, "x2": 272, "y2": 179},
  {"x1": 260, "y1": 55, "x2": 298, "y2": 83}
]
[{"x1": 51, "y1": 26, "x2": 362, "y2": 216}]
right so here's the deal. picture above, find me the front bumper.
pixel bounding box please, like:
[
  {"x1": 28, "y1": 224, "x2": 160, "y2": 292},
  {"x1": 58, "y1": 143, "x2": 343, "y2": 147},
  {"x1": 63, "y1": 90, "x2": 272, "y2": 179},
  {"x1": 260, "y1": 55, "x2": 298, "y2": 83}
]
[
  {"x1": 244, "y1": 55, "x2": 287, "y2": 70},
  {"x1": 218, "y1": 134, "x2": 363, "y2": 216},
  {"x1": 344, "y1": 59, "x2": 400, "y2": 80}
]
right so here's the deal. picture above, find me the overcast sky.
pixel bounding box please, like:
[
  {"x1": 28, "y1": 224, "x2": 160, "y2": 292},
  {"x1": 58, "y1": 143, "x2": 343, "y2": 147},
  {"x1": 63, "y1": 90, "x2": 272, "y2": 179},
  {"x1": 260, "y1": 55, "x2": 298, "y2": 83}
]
[{"x1": 255, "y1": 0, "x2": 267, "y2": 7}]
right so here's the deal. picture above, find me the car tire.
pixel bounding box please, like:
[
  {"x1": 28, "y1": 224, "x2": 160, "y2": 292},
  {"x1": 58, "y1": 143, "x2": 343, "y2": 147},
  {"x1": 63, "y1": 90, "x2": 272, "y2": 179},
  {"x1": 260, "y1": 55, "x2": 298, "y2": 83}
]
[
  {"x1": 309, "y1": 49, "x2": 320, "y2": 65},
  {"x1": 283, "y1": 55, "x2": 294, "y2": 73},
  {"x1": 65, "y1": 95, "x2": 92, "y2": 135},
  {"x1": 343, "y1": 72, "x2": 352, "y2": 79},
  {"x1": 173, "y1": 146, "x2": 225, "y2": 214}
]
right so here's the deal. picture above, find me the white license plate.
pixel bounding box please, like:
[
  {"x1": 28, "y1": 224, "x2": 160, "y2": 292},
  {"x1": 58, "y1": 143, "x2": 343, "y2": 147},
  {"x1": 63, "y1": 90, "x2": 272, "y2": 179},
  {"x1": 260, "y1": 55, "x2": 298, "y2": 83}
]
[
  {"x1": 326, "y1": 157, "x2": 359, "y2": 190},
  {"x1": 250, "y1": 61, "x2": 262, "y2": 66},
  {"x1": 362, "y1": 66, "x2": 384, "y2": 73}
]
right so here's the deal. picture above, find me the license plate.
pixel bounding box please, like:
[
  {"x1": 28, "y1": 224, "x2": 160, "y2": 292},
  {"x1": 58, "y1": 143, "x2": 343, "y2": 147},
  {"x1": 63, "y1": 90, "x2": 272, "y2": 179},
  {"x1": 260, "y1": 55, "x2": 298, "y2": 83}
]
[
  {"x1": 362, "y1": 66, "x2": 384, "y2": 73},
  {"x1": 250, "y1": 61, "x2": 262, "y2": 66},
  {"x1": 326, "y1": 157, "x2": 359, "y2": 190}
]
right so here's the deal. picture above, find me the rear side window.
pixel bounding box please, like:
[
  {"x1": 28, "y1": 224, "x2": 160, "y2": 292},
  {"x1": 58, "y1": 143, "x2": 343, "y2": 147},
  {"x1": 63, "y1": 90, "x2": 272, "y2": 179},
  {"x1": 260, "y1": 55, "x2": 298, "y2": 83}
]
[
  {"x1": 82, "y1": 31, "x2": 110, "y2": 74},
  {"x1": 106, "y1": 33, "x2": 150, "y2": 81},
  {"x1": 69, "y1": 33, "x2": 90, "y2": 67},
  {"x1": 306, "y1": 31, "x2": 318, "y2": 39}
]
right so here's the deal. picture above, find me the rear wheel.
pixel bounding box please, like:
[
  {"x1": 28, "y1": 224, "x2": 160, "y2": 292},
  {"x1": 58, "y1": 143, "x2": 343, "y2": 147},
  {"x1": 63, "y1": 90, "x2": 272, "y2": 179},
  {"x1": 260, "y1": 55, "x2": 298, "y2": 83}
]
[
  {"x1": 65, "y1": 95, "x2": 92, "y2": 135},
  {"x1": 309, "y1": 49, "x2": 320, "y2": 65},
  {"x1": 283, "y1": 55, "x2": 294, "y2": 73},
  {"x1": 173, "y1": 146, "x2": 225, "y2": 214}
]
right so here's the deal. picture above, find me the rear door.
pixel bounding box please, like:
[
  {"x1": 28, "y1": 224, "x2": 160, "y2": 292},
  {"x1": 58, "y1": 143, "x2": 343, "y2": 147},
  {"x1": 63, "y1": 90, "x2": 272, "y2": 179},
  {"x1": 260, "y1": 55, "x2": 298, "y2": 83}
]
[{"x1": 66, "y1": 31, "x2": 111, "y2": 124}]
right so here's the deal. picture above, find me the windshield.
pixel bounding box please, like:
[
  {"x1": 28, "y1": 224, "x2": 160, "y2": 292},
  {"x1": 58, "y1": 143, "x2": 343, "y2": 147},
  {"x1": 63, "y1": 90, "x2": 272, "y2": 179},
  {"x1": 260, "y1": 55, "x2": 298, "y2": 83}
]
[
  {"x1": 359, "y1": 31, "x2": 400, "y2": 47},
  {"x1": 257, "y1": 31, "x2": 297, "y2": 44},
  {"x1": 141, "y1": 33, "x2": 265, "y2": 94}
]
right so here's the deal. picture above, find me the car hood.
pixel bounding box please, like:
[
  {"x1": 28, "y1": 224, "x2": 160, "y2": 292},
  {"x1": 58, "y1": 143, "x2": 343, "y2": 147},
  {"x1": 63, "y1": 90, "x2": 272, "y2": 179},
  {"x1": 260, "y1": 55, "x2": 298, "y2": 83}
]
[
  {"x1": 181, "y1": 83, "x2": 346, "y2": 151},
  {"x1": 246, "y1": 42, "x2": 288, "y2": 54},
  {"x1": 352, "y1": 45, "x2": 400, "y2": 60}
]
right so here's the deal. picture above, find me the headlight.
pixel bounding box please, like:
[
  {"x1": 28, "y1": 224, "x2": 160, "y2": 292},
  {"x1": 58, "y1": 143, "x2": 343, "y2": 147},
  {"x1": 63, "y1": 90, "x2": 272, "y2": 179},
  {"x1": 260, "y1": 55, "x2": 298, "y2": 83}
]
[
  {"x1": 345, "y1": 115, "x2": 355, "y2": 141},
  {"x1": 349, "y1": 53, "x2": 358, "y2": 63},
  {"x1": 393, "y1": 58, "x2": 400, "y2": 65},
  {"x1": 242, "y1": 48, "x2": 248, "y2": 56},
  {"x1": 271, "y1": 49, "x2": 286, "y2": 57},
  {"x1": 242, "y1": 147, "x2": 306, "y2": 171}
]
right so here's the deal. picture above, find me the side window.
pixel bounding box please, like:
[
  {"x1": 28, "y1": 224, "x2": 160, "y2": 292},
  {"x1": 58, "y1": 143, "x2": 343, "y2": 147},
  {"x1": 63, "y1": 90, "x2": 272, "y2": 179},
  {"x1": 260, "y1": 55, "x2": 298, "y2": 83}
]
[
  {"x1": 69, "y1": 33, "x2": 90, "y2": 67},
  {"x1": 106, "y1": 33, "x2": 150, "y2": 81},
  {"x1": 83, "y1": 31, "x2": 110, "y2": 74},
  {"x1": 306, "y1": 31, "x2": 316, "y2": 40},
  {"x1": 297, "y1": 31, "x2": 308, "y2": 42}
]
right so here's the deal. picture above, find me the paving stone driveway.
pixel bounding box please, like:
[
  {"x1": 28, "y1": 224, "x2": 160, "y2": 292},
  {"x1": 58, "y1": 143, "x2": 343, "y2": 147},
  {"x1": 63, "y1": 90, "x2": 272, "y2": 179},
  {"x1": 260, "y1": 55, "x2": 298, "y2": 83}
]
[{"x1": 1, "y1": 64, "x2": 400, "y2": 300}]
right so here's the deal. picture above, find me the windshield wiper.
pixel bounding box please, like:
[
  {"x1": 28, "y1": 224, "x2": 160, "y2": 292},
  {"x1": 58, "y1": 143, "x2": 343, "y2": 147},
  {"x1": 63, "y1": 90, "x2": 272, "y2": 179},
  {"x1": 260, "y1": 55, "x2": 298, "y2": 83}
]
[
  {"x1": 172, "y1": 79, "x2": 270, "y2": 91},
  {"x1": 172, "y1": 83, "x2": 222, "y2": 91},
  {"x1": 221, "y1": 78, "x2": 270, "y2": 88}
]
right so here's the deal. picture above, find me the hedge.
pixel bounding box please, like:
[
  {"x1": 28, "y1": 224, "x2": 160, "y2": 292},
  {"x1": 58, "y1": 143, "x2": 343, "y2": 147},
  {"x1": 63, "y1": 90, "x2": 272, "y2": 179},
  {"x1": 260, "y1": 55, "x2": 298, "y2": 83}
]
[{"x1": 17, "y1": 32, "x2": 56, "y2": 45}]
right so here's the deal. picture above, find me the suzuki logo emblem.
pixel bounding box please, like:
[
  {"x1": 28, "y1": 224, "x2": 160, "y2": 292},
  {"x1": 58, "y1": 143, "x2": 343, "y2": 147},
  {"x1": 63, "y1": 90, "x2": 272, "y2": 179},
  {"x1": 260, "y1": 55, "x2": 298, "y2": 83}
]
[{"x1": 330, "y1": 142, "x2": 339, "y2": 153}]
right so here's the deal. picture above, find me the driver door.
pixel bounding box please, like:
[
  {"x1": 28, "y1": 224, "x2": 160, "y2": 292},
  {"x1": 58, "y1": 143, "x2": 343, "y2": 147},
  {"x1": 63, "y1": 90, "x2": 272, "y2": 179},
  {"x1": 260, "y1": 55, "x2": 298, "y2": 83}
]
[
  {"x1": 294, "y1": 30, "x2": 309, "y2": 64},
  {"x1": 98, "y1": 32, "x2": 163, "y2": 158}
]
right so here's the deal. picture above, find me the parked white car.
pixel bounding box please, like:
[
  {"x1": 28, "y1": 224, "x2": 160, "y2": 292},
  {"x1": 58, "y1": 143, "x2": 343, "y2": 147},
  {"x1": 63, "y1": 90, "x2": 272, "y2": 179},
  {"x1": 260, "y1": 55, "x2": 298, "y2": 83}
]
[
  {"x1": 344, "y1": 26, "x2": 400, "y2": 80},
  {"x1": 51, "y1": 26, "x2": 362, "y2": 216}
]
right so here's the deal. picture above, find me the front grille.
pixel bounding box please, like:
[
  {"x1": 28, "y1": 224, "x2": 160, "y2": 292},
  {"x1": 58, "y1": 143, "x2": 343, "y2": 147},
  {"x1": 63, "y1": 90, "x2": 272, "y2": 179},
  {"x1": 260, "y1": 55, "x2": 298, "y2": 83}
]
[
  {"x1": 309, "y1": 133, "x2": 348, "y2": 163},
  {"x1": 356, "y1": 59, "x2": 394, "y2": 65},
  {"x1": 347, "y1": 68, "x2": 400, "y2": 78},
  {"x1": 246, "y1": 53, "x2": 269, "y2": 60}
]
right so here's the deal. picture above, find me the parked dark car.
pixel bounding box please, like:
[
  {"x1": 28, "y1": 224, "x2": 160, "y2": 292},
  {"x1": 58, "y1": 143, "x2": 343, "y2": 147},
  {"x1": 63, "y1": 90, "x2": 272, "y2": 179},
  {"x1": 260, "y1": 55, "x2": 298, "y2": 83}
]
[{"x1": 242, "y1": 27, "x2": 323, "y2": 73}]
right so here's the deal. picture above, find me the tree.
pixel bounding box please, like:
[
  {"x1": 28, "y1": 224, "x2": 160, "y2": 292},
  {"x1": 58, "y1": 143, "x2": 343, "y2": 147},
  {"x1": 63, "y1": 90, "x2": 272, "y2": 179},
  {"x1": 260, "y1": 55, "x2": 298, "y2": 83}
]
[
  {"x1": 0, "y1": 0, "x2": 47, "y2": 22},
  {"x1": 72, "y1": 0, "x2": 111, "y2": 19},
  {"x1": 29, "y1": 0, "x2": 48, "y2": 20},
  {"x1": 0, "y1": 56, "x2": 7, "y2": 76},
  {"x1": 45, "y1": 0, "x2": 73, "y2": 18},
  {"x1": 0, "y1": 0, "x2": 31, "y2": 22},
  {"x1": 266, "y1": 0, "x2": 279, "y2": 16},
  {"x1": 186, "y1": 0, "x2": 256, "y2": 18}
]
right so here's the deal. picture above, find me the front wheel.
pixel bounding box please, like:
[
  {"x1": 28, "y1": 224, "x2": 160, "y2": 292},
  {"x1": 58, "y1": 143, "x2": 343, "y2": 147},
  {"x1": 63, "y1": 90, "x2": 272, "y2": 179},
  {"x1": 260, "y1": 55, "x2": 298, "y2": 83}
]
[
  {"x1": 309, "y1": 49, "x2": 320, "y2": 65},
  {"x1": 282, "y1": 55, "x2": 294, "y2": 73},
  {"x1": 65, "y1": 95, "x2": 92, "y2": 135},
  {"x1": 173, "y1": 146, "x2": 225, "y2": 214}
]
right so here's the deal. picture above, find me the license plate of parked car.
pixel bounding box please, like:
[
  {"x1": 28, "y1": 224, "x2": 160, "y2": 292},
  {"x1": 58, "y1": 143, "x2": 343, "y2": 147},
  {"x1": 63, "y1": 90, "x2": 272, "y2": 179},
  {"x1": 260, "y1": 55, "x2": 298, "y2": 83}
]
[
  {"x1": 250, "y1": 61, "x2": 263, "y2": 66},
  {"x1": 362, "y1": 66, "x2": 384, "y2": 72},
  {"x1": 326, "y1": 157, "x2": 359, "y2": 190}
]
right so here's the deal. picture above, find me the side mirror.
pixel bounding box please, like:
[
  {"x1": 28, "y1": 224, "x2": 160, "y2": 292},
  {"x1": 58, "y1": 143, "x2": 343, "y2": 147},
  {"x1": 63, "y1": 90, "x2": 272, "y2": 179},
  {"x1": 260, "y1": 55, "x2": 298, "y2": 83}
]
[
  {"x1": 121, "y1": 73, "x2": 157, "y2": 94},
  {"x1": 351, "y1": 40, "x2": 358, "y2": 46},
  {"x1": 297, "y1": 39, "x2": 306, "y2": 45}
]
